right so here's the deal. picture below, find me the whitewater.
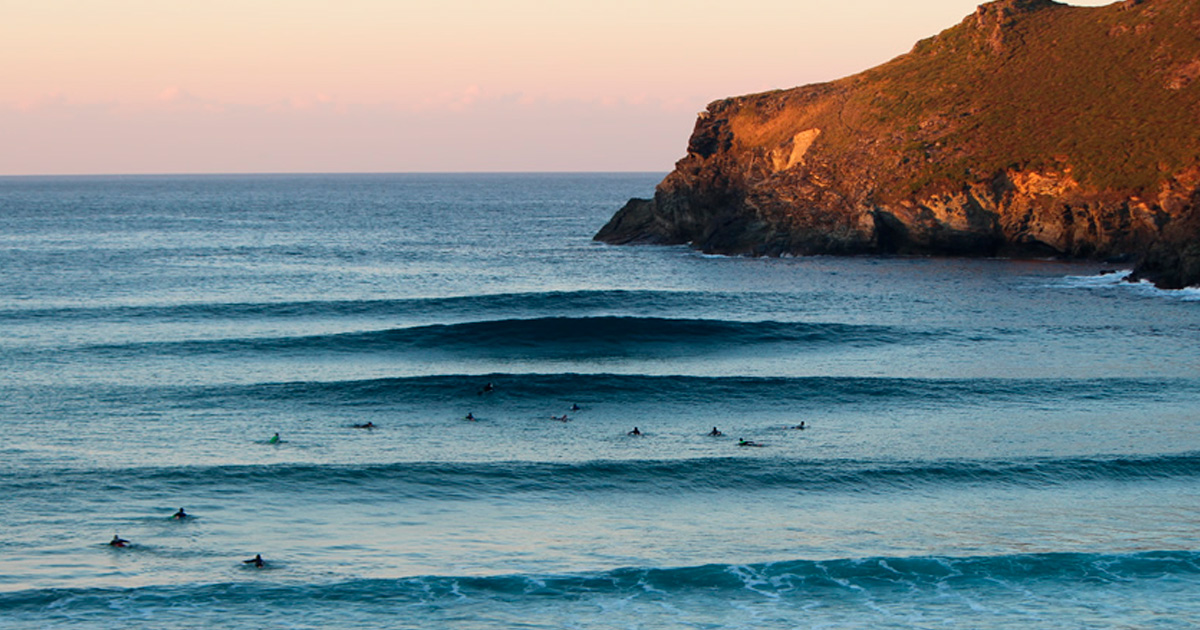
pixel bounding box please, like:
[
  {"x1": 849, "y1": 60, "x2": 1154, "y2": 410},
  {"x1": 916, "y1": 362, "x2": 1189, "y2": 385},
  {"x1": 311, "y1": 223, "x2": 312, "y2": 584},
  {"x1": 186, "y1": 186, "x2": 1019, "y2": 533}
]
[{"x1": 1, "y1": 173, "x2": 1198, "y2": 628}]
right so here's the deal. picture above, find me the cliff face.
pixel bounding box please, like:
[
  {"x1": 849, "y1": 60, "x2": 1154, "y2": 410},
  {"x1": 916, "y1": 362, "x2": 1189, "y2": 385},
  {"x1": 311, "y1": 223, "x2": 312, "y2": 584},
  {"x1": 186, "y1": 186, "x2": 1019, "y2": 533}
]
[{"x1": 595, "y1": 0, "x2": 1200, "y2": 288}]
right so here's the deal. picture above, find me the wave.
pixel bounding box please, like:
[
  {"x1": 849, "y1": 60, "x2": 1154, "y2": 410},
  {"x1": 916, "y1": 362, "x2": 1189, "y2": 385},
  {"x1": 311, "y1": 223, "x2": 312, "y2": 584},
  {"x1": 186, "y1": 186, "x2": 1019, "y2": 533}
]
[
  {"x1": 1055, "y1": 269, "x2": 1134, "y2": 288},
  {"x1": 4, "y1": 550, "x2": 1197, "y2": 612},
  {"x1": 12, "y1": 374, "x2": 1190, "y2": 431},
  {"x1": 76, "y1": 317, "x2": 919, "y2": 358},
  {"x1": 1053, "y1": 271, "x2": 1200, "y2": 301},
  {"x1": 0, "y1": 290, "x2": 782, "y2": 323},
  {"x1": 167, "y1": 373, "x2": 1197, "y2": 408},
  {"x1": 8, "y1": 453, "x2": 1200, "y2": 500}
]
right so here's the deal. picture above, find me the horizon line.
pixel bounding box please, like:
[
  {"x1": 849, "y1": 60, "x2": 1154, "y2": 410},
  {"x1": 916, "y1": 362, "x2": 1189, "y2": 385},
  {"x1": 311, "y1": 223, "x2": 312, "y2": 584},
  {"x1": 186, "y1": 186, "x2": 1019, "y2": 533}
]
[{"x1": 0, "y1": 170, "x2": 670, "y2": 180}]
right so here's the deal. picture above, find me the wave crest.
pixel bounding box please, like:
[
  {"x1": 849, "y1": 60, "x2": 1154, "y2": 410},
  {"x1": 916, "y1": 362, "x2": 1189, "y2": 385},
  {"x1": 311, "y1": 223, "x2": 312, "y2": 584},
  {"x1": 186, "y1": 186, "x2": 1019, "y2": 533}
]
[
  {"x1": 4, "y1": 551, "x2": 1197, "y2": 612},
  {"x1": 10, "y1": 453, "x2": 1200, "y2": 499},
  {"x1": 82, "y1": 317, "x2": 919, "y2": 358}
]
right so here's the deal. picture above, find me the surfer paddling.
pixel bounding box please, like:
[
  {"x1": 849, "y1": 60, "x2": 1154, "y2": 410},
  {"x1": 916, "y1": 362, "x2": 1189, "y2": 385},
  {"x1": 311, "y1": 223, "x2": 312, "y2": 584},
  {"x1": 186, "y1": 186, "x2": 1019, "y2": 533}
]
[
  {"x1": 109, "y1": 534, "x2": 130, "y2": 548},
  {"x1": 243, "y1": 554, "x2": 265, "y2": 568}
]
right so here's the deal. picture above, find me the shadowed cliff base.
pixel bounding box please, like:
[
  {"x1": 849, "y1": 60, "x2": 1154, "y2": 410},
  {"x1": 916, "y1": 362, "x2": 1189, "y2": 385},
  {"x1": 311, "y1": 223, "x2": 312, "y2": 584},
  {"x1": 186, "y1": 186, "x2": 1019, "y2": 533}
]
[{"x1": 595, "y1": 0, "x2": 1200, "y2": 288}]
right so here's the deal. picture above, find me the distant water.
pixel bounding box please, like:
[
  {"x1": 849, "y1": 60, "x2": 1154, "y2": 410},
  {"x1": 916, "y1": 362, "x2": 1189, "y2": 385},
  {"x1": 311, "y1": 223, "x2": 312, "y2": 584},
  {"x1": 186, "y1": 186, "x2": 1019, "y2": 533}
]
[{"x1": 2, "y1": 173, "x2": 1198, "y2": 629}]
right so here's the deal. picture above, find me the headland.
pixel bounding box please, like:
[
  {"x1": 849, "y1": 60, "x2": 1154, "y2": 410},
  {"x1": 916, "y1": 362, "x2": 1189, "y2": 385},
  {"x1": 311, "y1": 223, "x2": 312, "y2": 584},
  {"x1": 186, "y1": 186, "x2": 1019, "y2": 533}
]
[{"x1": 595, "y1": 0, "x2": 1200, "y2": 288}]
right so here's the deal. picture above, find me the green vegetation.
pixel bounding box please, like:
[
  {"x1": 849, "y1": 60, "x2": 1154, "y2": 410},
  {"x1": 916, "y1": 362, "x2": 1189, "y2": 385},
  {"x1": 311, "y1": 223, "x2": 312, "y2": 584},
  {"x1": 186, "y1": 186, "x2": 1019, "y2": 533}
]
[{"x1": 743, "y1": 0, "x2": 1200, "y2": 199}]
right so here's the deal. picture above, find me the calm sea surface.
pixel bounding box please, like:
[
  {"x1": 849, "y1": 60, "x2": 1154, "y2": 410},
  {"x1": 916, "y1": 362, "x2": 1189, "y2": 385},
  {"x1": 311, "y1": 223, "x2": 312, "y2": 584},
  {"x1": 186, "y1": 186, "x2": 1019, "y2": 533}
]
[{"x1": 1, "y1": 173, "x2": 1198, "y2": 628}]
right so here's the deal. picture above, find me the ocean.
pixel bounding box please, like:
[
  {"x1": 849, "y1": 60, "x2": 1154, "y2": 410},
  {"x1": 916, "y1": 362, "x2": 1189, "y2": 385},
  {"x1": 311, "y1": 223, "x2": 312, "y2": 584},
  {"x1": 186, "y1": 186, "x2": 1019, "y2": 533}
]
[{"x1": 1, "y1": 173, "x2": 1198, "y2": 629}]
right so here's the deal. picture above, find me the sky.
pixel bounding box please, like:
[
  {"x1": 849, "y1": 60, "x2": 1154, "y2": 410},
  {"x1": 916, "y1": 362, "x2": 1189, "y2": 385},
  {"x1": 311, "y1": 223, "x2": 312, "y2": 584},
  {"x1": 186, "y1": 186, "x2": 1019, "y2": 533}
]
[{"x1": 2, "y1": 0, "x2": 1115, "y2": 175}]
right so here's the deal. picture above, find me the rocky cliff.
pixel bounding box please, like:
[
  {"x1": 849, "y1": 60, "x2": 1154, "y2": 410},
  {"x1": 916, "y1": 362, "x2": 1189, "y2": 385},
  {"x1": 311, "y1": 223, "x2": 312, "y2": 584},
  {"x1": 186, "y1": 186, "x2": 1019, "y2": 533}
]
[{"x1": 595, "y1": 0, "x2": 1200, "y2": 288}]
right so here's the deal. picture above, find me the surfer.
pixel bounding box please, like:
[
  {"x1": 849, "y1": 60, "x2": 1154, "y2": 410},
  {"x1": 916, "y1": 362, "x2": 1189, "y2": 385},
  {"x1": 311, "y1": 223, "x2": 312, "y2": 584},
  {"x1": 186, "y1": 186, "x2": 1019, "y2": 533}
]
[
  {"x1": 628, "y1": 427, "x2": 641, "y2": 436},
  {"x1": 738, "y1": 438, "x2": 763, "y2": 447},
  {"x1": 788, "y1": 422, "x2": 806, "y2": 430},
  {"x1": 465, "y1": 412, "x2": 476, "y2": 421},
  {"x1": 708, "y1": 427, "x2": 723, "y2": 436},
  {"x1": 109, "y1": 534, "x2": 130, "y2": 548},
  {"x1": 352, "y1": 422, "x2": 376, "y2": 429},
  {"x1": 268, "y1": 432, "x2": 280, "y2": 444},
  {"x1": 172, "y1": 508, "x2": 188, "y2": 519},
  {"x1": 552, "y1": 414, "x2": 569, "y2": 422},
  {"x1": 243, "y1": 554, "x2": 265, "y2": 568},
  {"x1": 570, "y1": 403, "x2": 581, "y2": 411},
  {"x1": 478, "y1": 382, "x2": 495, "y2": 395}
]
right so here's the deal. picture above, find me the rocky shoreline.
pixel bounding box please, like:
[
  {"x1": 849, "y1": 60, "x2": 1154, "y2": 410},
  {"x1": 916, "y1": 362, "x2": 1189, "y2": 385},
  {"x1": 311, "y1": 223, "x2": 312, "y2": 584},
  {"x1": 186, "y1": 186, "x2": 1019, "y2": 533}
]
[{"x1": 595, "y1": 0, "x2": 1200, "y2": 288}]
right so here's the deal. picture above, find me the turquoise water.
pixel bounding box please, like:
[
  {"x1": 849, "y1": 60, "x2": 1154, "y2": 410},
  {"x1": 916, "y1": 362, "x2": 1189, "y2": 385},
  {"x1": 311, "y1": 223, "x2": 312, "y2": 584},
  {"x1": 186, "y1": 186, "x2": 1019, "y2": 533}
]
[{"x1": 1, "y1": 173, "x2": 1198, "y2": 628}]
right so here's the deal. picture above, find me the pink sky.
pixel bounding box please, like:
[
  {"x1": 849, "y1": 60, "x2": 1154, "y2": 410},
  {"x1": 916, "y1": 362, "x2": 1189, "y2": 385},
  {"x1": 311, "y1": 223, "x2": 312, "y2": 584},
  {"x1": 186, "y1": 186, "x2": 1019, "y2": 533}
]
[{"x1": 2, "y1": 0, "x2": 1114, "y2": 175}]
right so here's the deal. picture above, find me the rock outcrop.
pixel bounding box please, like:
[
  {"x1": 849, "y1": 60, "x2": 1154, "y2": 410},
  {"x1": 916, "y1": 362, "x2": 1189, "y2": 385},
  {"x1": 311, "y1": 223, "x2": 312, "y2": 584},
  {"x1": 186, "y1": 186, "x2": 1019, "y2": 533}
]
[{"x1": 595, "y1": 0, "x2": 1200, "y2": 288}]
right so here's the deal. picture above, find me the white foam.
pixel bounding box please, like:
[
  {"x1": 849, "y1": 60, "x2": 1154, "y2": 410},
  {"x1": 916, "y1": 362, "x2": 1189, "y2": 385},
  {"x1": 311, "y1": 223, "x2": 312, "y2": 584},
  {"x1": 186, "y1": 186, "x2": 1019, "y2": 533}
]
[
  {"x1": 1054, "y1": 269, "x2": 1133, "y2": 289},
  {"x1": 1173, "y1": 286, "x2": 1200, "y2": 301},
  {"x1": 1126, "y1": 278, "x2": 1200, "y2": 301},
  {"x1": 1052, "y1": 270, "x2": 1200, "y2": 300}
]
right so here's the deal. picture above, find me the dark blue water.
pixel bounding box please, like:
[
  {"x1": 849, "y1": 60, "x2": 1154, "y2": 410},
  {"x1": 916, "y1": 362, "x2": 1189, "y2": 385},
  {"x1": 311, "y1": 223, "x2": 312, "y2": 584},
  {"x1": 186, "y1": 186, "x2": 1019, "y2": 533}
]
[{"x1": 2, "y1": 174, "x2": 1199, "y2": 628}]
